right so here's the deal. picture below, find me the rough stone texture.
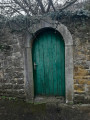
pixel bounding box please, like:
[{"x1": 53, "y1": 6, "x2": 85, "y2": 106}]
[
  {"x1": 0, "y1": 17, "x2": 90, "y2": 103},
  {"x1": 62, "y1": 18, "x2": 90, "y2": 103},
  {"x1": 0, "y1": 28, "x2": 25, "y2": 99}
]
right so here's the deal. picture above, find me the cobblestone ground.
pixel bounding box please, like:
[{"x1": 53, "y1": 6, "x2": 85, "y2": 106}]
[{"x1": 0, "y1": 99, "x2": 90, "y2": 120}]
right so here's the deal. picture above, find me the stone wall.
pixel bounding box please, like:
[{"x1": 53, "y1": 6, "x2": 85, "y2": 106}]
[
  {"x1": 0, "y1": 28, "x2": 25, "y2": 99},
  {"x1": 0, "y1": 17, "x2": 90, "y2": 103},
  {"x1": 73, "y1": 20, "x2": 90, "y2": 103},
  {"x1": 62, "y1": 18, "x2": 90, "y2": 103}
]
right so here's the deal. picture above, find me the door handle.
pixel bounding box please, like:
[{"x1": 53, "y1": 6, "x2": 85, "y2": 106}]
[{"x1": 34, "y1": 62, "x2": 37, "y2": 70}]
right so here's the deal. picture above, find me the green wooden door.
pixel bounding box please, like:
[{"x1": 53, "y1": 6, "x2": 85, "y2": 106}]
[{"x1": 32, "y1": 29, "x2": 65, "y2": 96}]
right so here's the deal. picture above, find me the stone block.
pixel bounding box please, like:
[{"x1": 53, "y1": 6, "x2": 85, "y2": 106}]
[
  {"x1": 0, "y1": 84, "x2": 2, "y2": 89},
  {"x1": 75, "y1": 68, "x2": 88, "y2": 76},
  {"x1": 13, "y1": 84, "x2": 24, "y2": 89},
  {"x1": 3, "y1": 84, "x2": 13, "y2": 89},
  {"x1": 74, "y1": 95, "x2": 85, "y2": 103},
  {"x1": 12, "y1": 90, "x2": 19, "y2": 95},
  {"x1": 87, "y1": 50, "x2": 90, "y2": 55},
  {"x1": 74, "y1": 84, "x2": 85, "y2": 92},
  {"x1": 74, "y1": 66, "x2": 78, "y2": 72},
  {"x1": 0, "y1": 78, "x2": 3, "y2": 83},
  {"x1": 17, "y1": 80, "x2": 24, "y2": 84},
  {"x1": 12, "y1": 52, "x2": 21, "y2": 58},
  {"x1": 74, "y1": 76, "x2": 83, "y2": 79},
  {"x1": 82, "y1": 76, "x2": 90, "y2": 79},
  {"x1": 18, "y1": 89, "x2": 25, "y2": 94},
  {"x1": 75, "y1": 79, "x2": 86, "y2": 84},
  {"x1": 86, "y1": 55, "x2": 90, "y2": 61},
  {"x1": 87, "y1": 70, "x2": 90, "y2": 75},
  {"x1": 87, "y1": 86, "x2": 90, "y2": 92},
  {"x1": 0, "y1": 71, "x2": 3, "y2": 79},
  {"x1": 12, "y1": 44, "x2": 21, "y2": 53},
  {"x1": 10, "y1": 80, "x2": 17, "y2": 84},
  {"x1": 86, "y1": 81, "x2": 90, "y2": 85},
  {"x1": 6, "y1": 89, "x2": 13, "y2": 95}
]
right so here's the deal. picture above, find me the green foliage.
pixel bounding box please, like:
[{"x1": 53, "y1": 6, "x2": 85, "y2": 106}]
[
  {"x1": 0, "y1": 15, "x2": 7, "y2": 29},
  {"x1": 67, "y1": 101, "x2": 74, "y2": 105},
  {"x1": 1, "y1": 96, "x2": 6, "y2": 99},
  {"x1": 1, "y1": 96, "x2": 16, "y2": 100},
  {"x1": 74, "y1": 10, "x2": 90, "y2": 17},
  {"x1": 51, "y1": 10, "x2": 90, "y2": 20},
  {"x1": 0, "y1": 9, "x2": 90, "y2": 33},
  {"x1": 9, "y1": 15, "x2": 28, "y2": 32},
  {"x1": 9, "y1": 15, "x2": 40, "y2": 32},
  {"x1": 84, "y1": 1, "x2": 90, "y2": 11}
]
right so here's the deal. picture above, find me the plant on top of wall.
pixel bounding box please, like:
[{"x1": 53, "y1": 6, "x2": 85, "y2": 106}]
[{"x1": 0, "y1": 0, "x2": 89, "y2": 33}]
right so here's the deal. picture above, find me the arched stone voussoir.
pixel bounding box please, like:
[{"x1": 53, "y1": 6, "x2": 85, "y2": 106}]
[
  {"x1": 31, "y1": 18, "x2": 73, "y2": 46},
  {"x1": 31, "y1": 18, "x2": 57, "y2": 34},
  {"x1": 57, "y1": 23, "x2": 73, "y2": 45}
]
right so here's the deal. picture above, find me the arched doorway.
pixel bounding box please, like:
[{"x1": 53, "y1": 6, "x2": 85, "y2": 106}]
[
  {"x1": 24, "y1": 18, "x2": 73, "y2": 103},
  {"x1": 32, "y1": 29, "x2": 65, "y2": 96}
]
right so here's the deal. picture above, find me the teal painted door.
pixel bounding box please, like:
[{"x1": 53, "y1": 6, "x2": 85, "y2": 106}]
[{"x1": 32, "y1": 29, "x2": 65, "y2": 96}]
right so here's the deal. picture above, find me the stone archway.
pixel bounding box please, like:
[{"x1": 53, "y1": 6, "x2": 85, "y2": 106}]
[{"x1": 24, "y1": 18, "x2": 73, "y2": 103}]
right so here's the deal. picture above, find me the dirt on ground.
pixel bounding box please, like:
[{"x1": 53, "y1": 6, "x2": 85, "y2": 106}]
[{"x1": 0, "y1": 99, "x2": 90, "y2": 120}]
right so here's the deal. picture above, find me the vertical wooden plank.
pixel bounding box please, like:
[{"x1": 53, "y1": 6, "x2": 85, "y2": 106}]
[
  {"x1": 52, "y1": 31, "x2": 57, "y2": 95},
  {"x1": 52, "y1": 32, "x2": 56, "y2": 95},
  {"x1": 38, "y1": 34, "x2": 44, "y2": 95},
  {"x1": 57, "y1": 34, "x2": 65, "y2": 96},
  {"x1": 49, "y1": 31, "x2": 53, "y2": 95},
  {"x1": 35, "y1": 37, "x2": 40, "y2": 95},
  {"x1": 42, "y1": 33, "x2": 46, "y2": 95},
  {"x1": 47, "y1": 31, "x2": 51, "y2": 95},
  {"x1": 37, "y1": 35, "x2": 42, "y2": 95},
  {"x1": 39, "y1": 34, "x2": 44, "y2": 95},
  {"x1": 55, "y1": 33, "x2": 59, "y2": 95},
  {"x1": 44, "y1": 32, "x2": 49, "y2": 95}
]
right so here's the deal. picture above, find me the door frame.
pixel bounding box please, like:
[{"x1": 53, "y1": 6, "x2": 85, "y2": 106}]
[{"x1": 24, "y1": 18, "x2": 74, "y2": 103}]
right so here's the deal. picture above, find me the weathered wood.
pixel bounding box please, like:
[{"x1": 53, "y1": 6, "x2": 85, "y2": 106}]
[{"x1": 32, "y1": 29, "x2": 65, "y2": 96}]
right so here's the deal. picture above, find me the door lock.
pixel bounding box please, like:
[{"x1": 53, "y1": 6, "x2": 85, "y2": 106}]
[{"x1": 34, "y1": 62, "x2": 37, "y2": 70}]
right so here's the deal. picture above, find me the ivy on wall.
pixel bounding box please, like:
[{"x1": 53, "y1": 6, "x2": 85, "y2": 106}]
[
  {"x1": 51, "y1": 10, "x2": 90, "y2": 20},
  {"x1": 0, "y1": 10, "x2": 90, "y2": 33}
]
